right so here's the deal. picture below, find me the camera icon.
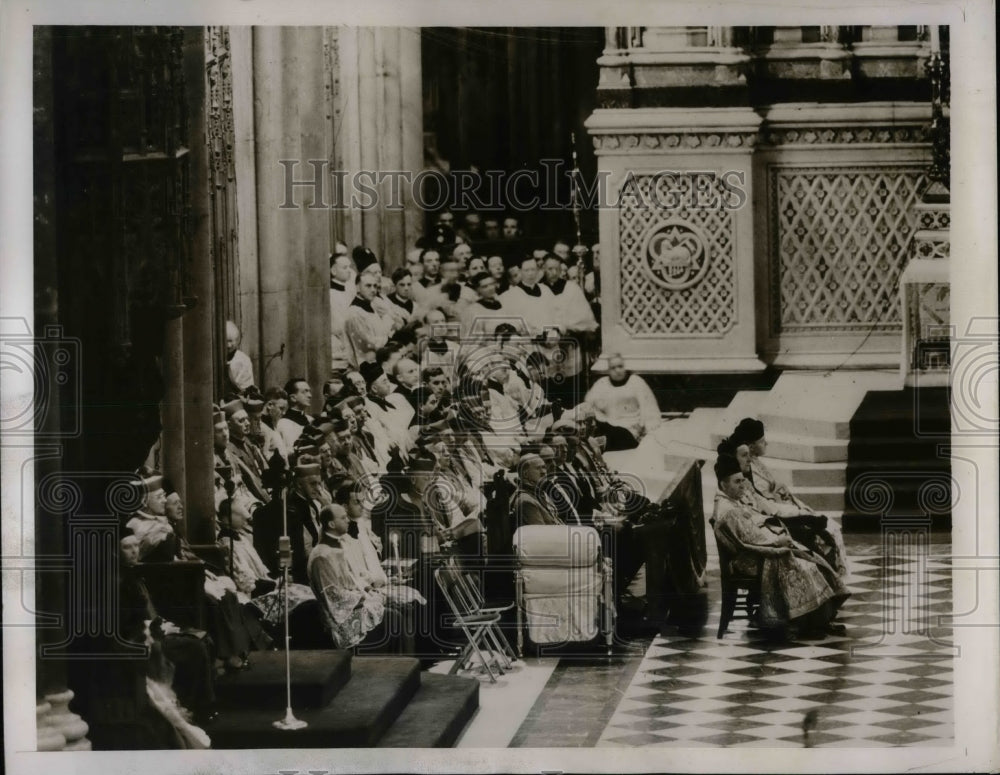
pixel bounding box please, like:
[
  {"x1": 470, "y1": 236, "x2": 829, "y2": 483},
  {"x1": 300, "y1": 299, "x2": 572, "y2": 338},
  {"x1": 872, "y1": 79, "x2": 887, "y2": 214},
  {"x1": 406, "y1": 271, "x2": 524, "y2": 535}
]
[
  {"x1": 0, "y1": 321, "x2": 81, "y2": 439},
  {"x1": 917, "y1": 317, "x2": 998, "y2": 437}
]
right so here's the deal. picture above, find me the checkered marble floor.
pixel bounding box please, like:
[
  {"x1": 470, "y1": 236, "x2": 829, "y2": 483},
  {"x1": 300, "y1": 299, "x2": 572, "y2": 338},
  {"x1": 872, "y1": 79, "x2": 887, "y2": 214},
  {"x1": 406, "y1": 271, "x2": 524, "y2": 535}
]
[{"x1": 597, "y1": 534, "x2": 955, "y2": 748}]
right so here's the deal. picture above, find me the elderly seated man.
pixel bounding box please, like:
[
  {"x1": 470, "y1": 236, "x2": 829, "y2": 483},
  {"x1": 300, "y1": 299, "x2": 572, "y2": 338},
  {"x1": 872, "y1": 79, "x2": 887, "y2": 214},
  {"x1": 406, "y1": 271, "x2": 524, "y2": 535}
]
[
  {"x1": 728, "y1": 420, "x2": 848, "y2": 578},
  {"x1": 712, "y1": 454, "x2": 849, "y2": 639}
]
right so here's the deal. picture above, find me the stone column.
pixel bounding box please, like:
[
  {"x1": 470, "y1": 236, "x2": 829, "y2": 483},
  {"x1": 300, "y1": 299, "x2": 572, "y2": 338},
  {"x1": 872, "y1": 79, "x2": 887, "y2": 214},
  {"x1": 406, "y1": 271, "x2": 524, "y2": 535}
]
[
  {"x1": 182, "y1": 27, "x2": 218, "y2": 544},
  {"x1": 252, "y1": 27, "x2": 332, "y2": 400},
  {"x1": 161, "y1": 316, "x2": 186, "y2": 503},
  {"x1": 585, "y1": 107, "x2": 765, "y2": 372},
  {"x1": 230, "y1": 27, "x2": 262, "y2": 376},
  {"x1": 333, "y1": 27, "x2": 424, "y2": 269}
]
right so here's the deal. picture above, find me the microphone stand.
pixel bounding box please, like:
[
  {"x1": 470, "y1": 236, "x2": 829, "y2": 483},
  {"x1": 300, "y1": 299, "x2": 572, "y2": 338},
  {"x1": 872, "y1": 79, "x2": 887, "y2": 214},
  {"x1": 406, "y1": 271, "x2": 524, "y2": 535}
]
[{"x1": 273, "y1": 474, "x2": 307, "y2": 731}]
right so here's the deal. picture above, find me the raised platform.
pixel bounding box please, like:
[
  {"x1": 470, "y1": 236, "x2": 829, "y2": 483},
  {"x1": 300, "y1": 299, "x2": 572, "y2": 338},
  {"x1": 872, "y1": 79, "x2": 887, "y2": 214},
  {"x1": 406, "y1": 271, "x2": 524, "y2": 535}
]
[{"x1": 207, "y1": 652, "x2": 479, "y2": 749}]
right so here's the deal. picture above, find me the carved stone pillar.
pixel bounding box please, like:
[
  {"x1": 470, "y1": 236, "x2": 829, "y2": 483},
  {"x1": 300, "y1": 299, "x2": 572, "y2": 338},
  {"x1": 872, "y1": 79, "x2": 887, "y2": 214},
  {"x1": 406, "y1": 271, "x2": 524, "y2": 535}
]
[
  {"x1": 332, "y1": 26, "x2": 424, "y2": 269},
  {"x1": 585, "y1": 107, "x2": 765, "y2": 372},
  {"x1": 252, "y1": 27, "x2": 332, "y2": 399}
]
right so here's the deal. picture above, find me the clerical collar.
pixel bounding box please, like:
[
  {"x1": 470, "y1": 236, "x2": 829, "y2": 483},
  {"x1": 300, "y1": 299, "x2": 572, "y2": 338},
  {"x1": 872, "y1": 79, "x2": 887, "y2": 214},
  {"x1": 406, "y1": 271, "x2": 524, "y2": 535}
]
[
  {"x1": 476, "y1": 297, "x2": 502, "y2": 310},
  {"x1": 285, "y1": 408, "x2": 309, "y2": 427},
  {"x1": 608, "y1": 371, "x2": 631, "y2": 388},
  {"x1": 330, "y1": 279, "x2": 347, "y2": 292},
  {"x1": 422, "y1": 275, "x2": 439, "y2": 287},
  {"x1": 518, "y1": 282, "x2": 541, "y2": 297},
  {"x1": 367, "y1": 393, "x2": 392, "y2": 411},
  {"x1": 350, "y1": 296, "x2": 375, "y2": 313},
  {"x1": 389, "y1": 293, "x2": 413, "y2": 312},
  {"x1": 320, "y1": 532, "x2": 344, "y2": 549},
  {"x1": 545, "y1": 278, "x2": 567, "y2": 295},
  {"x1": 427, "y1": 338, "x2": 449, "y2": 355}
]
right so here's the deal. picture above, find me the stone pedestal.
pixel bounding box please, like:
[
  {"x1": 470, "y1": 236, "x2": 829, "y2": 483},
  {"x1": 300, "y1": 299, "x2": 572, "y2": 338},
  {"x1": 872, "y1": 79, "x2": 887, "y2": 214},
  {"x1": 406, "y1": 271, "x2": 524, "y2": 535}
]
[
  {"x1": 900, "y1": 199, "x2": 950, "y2": 387},
  {"x1": 755, "y1": 102, "x2": 933, "y2": 368},
  {"x1": 760, "y1": 26, "x2": 852, "y2": 81},
  {"x1": 597, "y1": 26, "x2": 750, "y2": 108},
  {"x1": 853, "y1": 25, "x2": 931, "y2": 80},
  {"x1": 586, "y1": 107, "x2": 765, "y2": 373}
]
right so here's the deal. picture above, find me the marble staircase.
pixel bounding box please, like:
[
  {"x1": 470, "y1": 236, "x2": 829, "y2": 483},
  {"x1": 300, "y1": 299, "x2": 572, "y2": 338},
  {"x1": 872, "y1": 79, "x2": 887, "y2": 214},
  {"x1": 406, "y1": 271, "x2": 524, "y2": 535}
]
[{"x1": 658, "y1": 370, "x2": 903, "y2": 515}]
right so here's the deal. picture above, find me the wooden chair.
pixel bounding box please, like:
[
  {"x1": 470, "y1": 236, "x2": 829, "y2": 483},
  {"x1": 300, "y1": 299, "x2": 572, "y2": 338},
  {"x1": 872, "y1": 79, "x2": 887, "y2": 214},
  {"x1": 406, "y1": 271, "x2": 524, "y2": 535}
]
[{"x1": 710, "y1": 519, "x2": 762, "y2": 639}]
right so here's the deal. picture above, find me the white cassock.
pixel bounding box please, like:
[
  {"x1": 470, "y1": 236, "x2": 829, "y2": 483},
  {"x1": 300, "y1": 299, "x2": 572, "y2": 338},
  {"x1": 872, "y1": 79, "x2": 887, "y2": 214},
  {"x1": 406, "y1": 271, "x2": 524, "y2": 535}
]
[
  {"x1": 459, "y1": 298, "x2": 525, "y2": 339},
  {"x1": 549, "y1": 280, "x2": 598, "y2": 333},
  {"x1": 498, "y1": 283, "x2": 557, "y2": 336},
  {"x1": 419, "y1": 282, "x2": 478, "y2": 323},
  {"x1": 584, "y1": 374, "x2": 662, "y2": 440},
  {"x1": 343, "y1": 298, "x2": 394, "y2": 367},
  {"x1": 329, "y1": 279, "x2": 356, "y2": 366}
]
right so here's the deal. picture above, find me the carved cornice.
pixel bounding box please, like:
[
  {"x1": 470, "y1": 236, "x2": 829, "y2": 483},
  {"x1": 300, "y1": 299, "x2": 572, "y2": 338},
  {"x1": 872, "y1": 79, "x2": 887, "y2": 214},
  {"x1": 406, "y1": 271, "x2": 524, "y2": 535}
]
[
  {"x1": 762, "y1": 124, "x2": 930, "y2": 146},
  {"x1": 592, "y1": 130, "x2": 758, "y2": 151}
]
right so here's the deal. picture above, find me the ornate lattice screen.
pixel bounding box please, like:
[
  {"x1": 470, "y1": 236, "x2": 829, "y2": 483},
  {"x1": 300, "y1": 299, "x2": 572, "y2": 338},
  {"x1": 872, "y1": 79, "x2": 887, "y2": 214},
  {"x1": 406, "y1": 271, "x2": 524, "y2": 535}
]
[
  {"x1": 618, "y1": 174, "x2": 737, "y2": 337},
  {"x1": 769, "y1": 166, "x2": 928, "y2": 335}
]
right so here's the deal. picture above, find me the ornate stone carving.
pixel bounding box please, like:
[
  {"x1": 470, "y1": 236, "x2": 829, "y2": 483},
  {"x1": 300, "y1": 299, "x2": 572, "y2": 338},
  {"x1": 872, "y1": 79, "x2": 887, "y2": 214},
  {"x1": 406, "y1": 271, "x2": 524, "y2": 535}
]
[
  {"x1": 763, "y1": 125, "x2": 929, "y2": 145},
  {"x1": 641, "y1": 221, "x2": 710, "y2": 290},
  {"x1": 769, "y1": 166, "x2": 929, "y2": 335},
  {"x1": 619, "y1": 174, "x2": 736, "y2": 336},
  {"x1": 593, "y1": 131, "x2": 757, "y2": 152}
]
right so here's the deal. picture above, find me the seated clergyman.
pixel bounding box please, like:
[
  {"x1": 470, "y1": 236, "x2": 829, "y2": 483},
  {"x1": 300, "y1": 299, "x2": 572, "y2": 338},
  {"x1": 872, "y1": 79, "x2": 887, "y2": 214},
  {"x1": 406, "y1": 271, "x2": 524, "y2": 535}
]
[
  {"x1": 712, "y1": 454, "x2": 849, "y2": 638},
  {"x1": 726, "y1": 420, "x2": 848, "y2": 579}
]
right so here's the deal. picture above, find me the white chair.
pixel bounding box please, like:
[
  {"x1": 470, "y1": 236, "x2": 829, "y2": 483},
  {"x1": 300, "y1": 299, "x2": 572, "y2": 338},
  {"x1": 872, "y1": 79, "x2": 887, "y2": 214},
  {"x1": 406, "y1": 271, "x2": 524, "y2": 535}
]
[{"x1": 512, "y1": 525, "x2": 615, "y2": 656}]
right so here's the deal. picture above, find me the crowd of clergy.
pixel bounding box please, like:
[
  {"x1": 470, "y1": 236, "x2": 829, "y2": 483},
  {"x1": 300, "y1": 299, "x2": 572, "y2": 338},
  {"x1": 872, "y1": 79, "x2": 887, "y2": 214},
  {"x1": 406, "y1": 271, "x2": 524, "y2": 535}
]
[{"x1": 115, "y1": 212, "x2": 849, "y2": 743}]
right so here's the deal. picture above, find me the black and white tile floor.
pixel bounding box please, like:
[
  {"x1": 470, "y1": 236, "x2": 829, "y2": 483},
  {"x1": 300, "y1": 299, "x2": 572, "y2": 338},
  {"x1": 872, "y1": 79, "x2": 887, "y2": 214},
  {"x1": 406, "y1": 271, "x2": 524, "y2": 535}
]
[{"x1": 596, "y1": 533, "x2": 954, "y2": 748}]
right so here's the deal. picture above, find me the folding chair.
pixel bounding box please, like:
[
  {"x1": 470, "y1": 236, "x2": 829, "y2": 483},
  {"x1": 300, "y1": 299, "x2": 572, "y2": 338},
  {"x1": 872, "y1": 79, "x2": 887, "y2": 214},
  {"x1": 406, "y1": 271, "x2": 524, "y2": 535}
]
[
  {"x1": 452, "y1": 567, "x2": 518, "y2": 668},
  {"x1": 434, "y1": 563, "x2": 508, "y2": 682}
]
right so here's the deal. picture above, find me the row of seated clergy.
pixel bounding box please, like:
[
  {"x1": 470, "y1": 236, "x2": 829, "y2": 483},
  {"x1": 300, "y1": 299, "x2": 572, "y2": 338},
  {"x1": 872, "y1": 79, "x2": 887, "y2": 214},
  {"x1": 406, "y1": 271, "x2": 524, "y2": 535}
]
[
  {"x1": 711, "y1": 454, "x2": 850, "y2": 637},
  {"x1": 307, "y1": 501, "x2": 425, "y2": 651},
  {"x1": 124, "y1": 475, "x2": 273, "y2": 671},
  {"x1": 719, "y1": 420, "x2": 848, "y2": 579}
]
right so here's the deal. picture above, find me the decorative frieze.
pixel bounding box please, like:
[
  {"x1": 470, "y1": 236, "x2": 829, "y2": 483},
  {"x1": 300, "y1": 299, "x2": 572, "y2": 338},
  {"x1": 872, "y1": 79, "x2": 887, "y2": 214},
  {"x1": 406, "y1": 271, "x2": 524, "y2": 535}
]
[
  {"x1": 593, "y1": 130, "x2": 758, "y2": 152},
  {"x1": 763, "y1": 125, "x2": 930, "y2": 146}
]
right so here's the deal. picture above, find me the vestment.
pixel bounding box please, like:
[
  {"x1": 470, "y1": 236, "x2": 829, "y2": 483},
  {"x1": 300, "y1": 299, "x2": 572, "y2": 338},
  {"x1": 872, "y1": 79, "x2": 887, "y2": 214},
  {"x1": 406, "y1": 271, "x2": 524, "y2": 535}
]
[
  {"x1": 511, "y1": 485, "x2": 564, "y2": 528},
  {"x1": 344, "y1": 296, "x2": 393, "y2": 366},
  {"x1": 584, "y1": 373, "x2": 661, "y2": 449},
  {"x1": 307, "y1": 535, "x2": 385, "y2": 648},
  {"x1": 712, "y1": 492, "x2": 848, "y2": 627}
]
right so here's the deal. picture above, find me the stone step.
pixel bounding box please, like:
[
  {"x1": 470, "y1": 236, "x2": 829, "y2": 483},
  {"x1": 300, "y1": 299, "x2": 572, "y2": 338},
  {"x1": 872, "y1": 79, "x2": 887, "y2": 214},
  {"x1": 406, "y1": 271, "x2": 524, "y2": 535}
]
[
  {"x1": 759, "y1": 410, "x2": 852, "y2": 442},
  {"x1": 763, "y1": 458, "x2": 847, "y2": 487},
  {"x1": 376, "y1": 672, "x2": 480, "y2": 748},
  {"x1": 215, "y1": 649, "x2": 352, "y2": 710},
  {"x1": 207, "y1": 656, "x2": 421, "y2": 749},
  {"x1": 795, "y1": 486, "x2": 845, "y2": 512},
  {"x1": 710, "y1": 430, "x2": 849, "y2": 462}
]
